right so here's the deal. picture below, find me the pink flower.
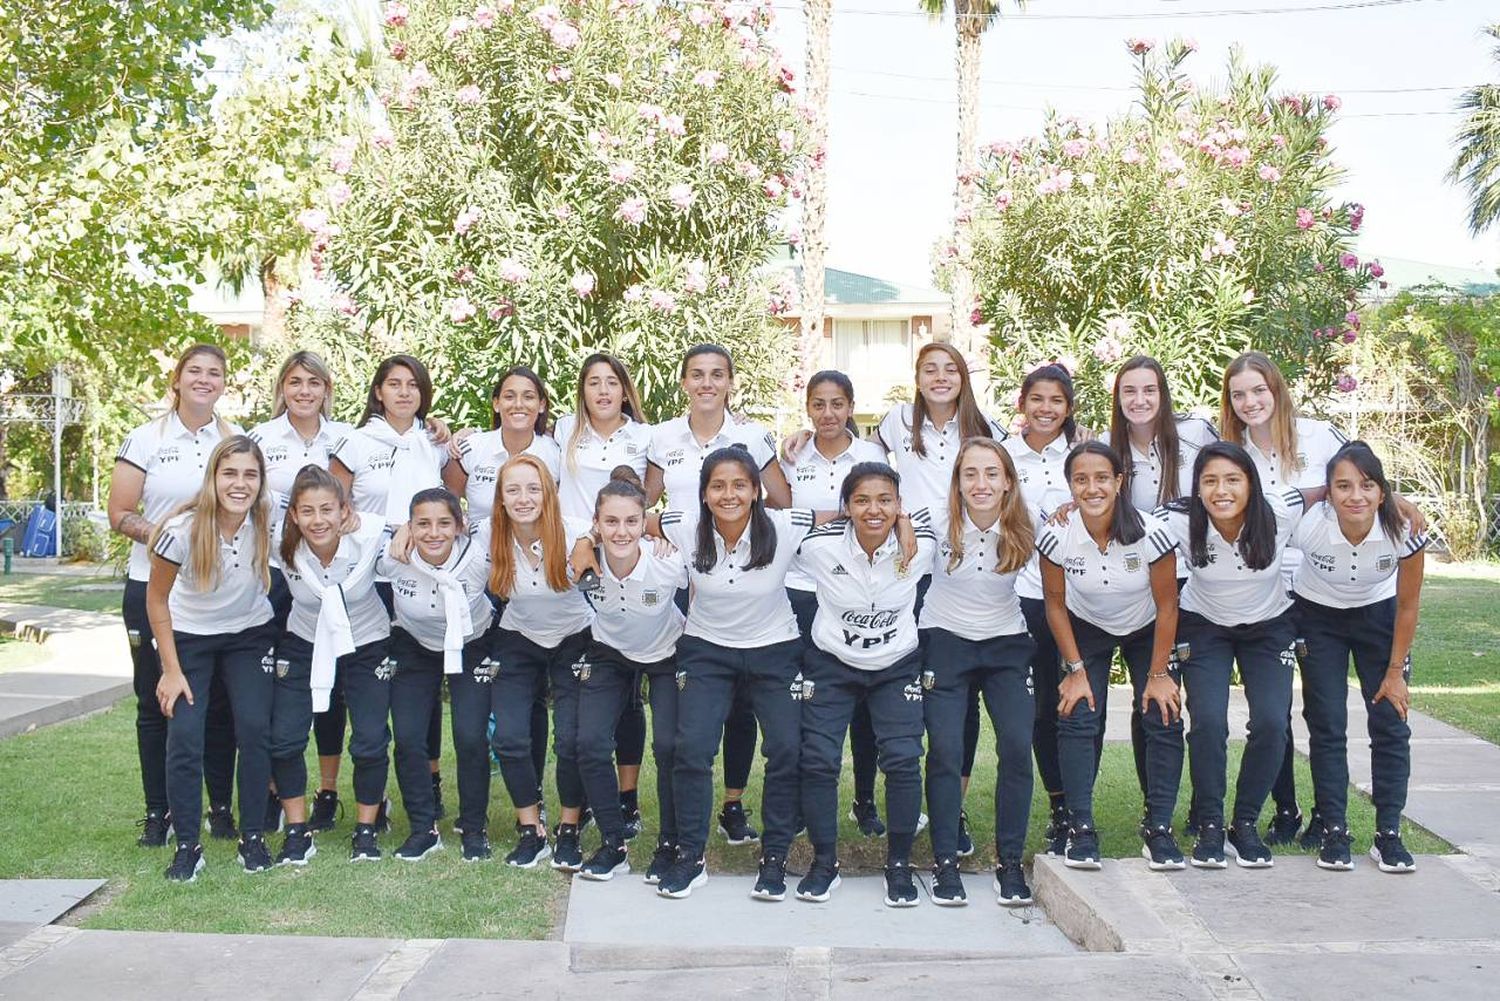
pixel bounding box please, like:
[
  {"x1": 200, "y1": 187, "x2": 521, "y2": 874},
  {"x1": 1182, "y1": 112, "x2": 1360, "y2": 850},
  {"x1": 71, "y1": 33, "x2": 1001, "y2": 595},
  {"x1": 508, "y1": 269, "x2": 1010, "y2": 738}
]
[
  {"x1": 608, "y1": 160, "x2": 637, "y2": 184},
  {"x1": 389, "y1": 41, "x2": 408, "y2": 60},
  {"x1": 694, "y1": 69, "x2": 721, "y2": 88},
  {"x1": 327, "y1": 181, "x2": 352, "y2": 208},
  {"x1": 1349, "y1": 203, "x2": 1365, "y2": 231},
  {"x1": 455, "y1": 84, "x2": 483, "y2": 104},
  {"x1": 371, "y1": 125, "x2": 396, "y2": 150},
  {"x1": 1314, "y1": 262, "x2": 1326, "y2": 273},
  {"x1": 1296, "y1": 207, "x2": 1315, "y2": 230},
  {"x1": 1369, "y1": 260, "x2": 1385, "y2": 278},
  {"x1": 549, "y1": 21, "x2": 580, "y2": 48},
  {"x1": 545, "y1": 65, "x2": 572, "y2": 83},
  {"x1": 637, "y1": 103, "x2": 663, "y2": 124},
  {"x1": 488, "y1": 302, "x2": 514, "y2": 322},
  {"x1": 331, "y1": 292, "x2": 358, "y2": 317},
  {"x1": 1220, "y1": 146, "x2": 1250, "y2": 168},
  {"x1": 1242, "y1": 289, "x2": 1257, "y2": 305},
  {"x1": 1181, "y1": 37, "x2": 1199, "y2": 52},
  {"x1": 668, "y1": 183, "x2": 695, "y2": 210},
  {"x1": 473, "y1": 6, "x2": 496, "y2": 29},
  {"x1": 1158, "y1": 145, "x2": 1186, "y2": 174},
  {"x1": 1126, "y1": 38, "x2": 1154, "y2": 55},
  {"x1": 570, "y1": 271, "x2": 596, "y2": 298},
  {"x1": 1220, "y1": 197, "x2": 1243, "y2": 217},
  {"x1": 1493, "y1": 385, "x2": 1500, "y2": 402},
  {"x1": 297, "y1": 208, "x2": 329, "y2": 233},
  {"x1": 649, "y1": 289, "x2": 677, "y2": 313},
  {"x1": 552, "y1": 205, "x2": 571, "y2": 220},
  {"x1": 448, "y1": 297, "x2": 476, "y2": 323},
  {"x1": 383, "y1": 2, "x2": 409, "y2": 28},
  {"x1": 454, "y1": 266, "x2": 475, "y2": 284},
  {"x1": 969, "y1": 307, "x2": 984, "y2": 326},
  {"x1": 661, "y1": 114, "x2": 686, "y2": 137},
  {"x1": 1339, "y1": 252, "x2": 1359, "y2": 270},
  {"x1": 328, "y1": 136, "x2": 357, "y2": 174},
  {"x1": 1092, "y1": 336, "x2": 1124, "y2": 364},
  {"x1": 530, "y1": 4, "x2": 561, "y2": 30},
  {"x1": 1120, "y1": 146, "x2": 1142, "y2": 165},
  {"x1": 1336, "y1": 374, "x2": 1358, "y2": 393},
  {"x1": 1257, "y1": 164, "x2": 1282, "y2": 183},
  {"x1": 993, "y1": 189, "x2": 1013, "y2": 212},
  {"x1": 1282, "y1": 95, "x2": 1305, "y2": 115},
  {"x1": 623, "y1": 284, "x2": 646, "y2": 304},
  {"x1": 1205, "y1": 230, "x2": 1237, "y2": 259},
  {"x1": 407, "y1": 62, "x2": 434, "y2": 90},
  {"x1": 1342, "y1": 329, "x2": 1358, "y2": 344},
  {"x1": 707, "y1": 141, "x2": 730, "y2": 164},
  {"x1": 689, "y1": 5, "x2": 713, "y2": 27},
  {"x1": 453, "y1": 205, "x2": 482, "y2": 235},
  {"x1": 663, "y1": 25, "x2": 682, "y2": 43},
  {"x1": 616, "y1": 197, "x2": 647, "y2": 225},
  {"x1": 1272, "y1": 133, "x2": 1287, "y2": 149},
  {"x1": 498, "y1": 258, "x2": 531, "y2": 283},
  {"x1": 763, "y1": 176, "x2": 785, "y2": 198},
  {"x1": 683, "y1": 260, "x2": 708, "y2": 294},
  {"x1": 446, "y1": 15, "x2": 472, "y2": 40},
  {"x1": 737, "y1": 161, "x2": 762, "y2": 181},
  {"x1": 1323, "y1": 94, "x2": 1342, "y2": 112},
  {"x1": 1062, "y1": 138, "x2": 1089, "y2": 159},
  {"x1": 604, "y1": 72, "x2": 623, "y2": 89},
  {"x1": 777, "y1": 129, "x2": 796, "y2": 154}
]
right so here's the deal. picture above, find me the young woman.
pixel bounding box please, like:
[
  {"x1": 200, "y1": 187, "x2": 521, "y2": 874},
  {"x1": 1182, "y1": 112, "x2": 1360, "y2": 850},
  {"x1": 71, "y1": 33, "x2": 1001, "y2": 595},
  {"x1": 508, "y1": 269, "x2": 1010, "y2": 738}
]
[
  {"x1": 1157, "y1": 442, "x2": 1308, "y2": 869},
  {"x1": 655, "y1": 448, "x2": 816, "y2": 899},
  {"x1": 148, "y1": 436, "x2": 278, "y2": 881},
  {"x1": 647, "y1": 344, "x2": 789, "y2": 845},
  {"x1": 109, "y1": 344, "x2": 240, "y2": 847},
  {"x1": 573, "y1": 468, "x2": 689, "y2": 883},
  {"x1": 780, "y1": 371, "x2": 888, "y2": 837},
  {"x1": 1002, "y1": 365, "x2": 1091, "y2": 859},
  {"x1": 269, "y1": 466, "x2": 391, "y2": 866},
  {"x1": 920, "y1": 438, "x2": 1038, "y2": 906},
  {"x1": 1037, "y1": 442, "x2": 1184, "y2": 870},
  {"x1": 793, "y1": 463, "x2": 933, "y2": 907},
  {"x1": 446, "y1": 367, "x2": 562, "y2": 525},
  {"x1": 1106, "y1": 355, "x2": 1219, "y2": 513},
  {"x1": 377, "y1": 488, "x2": 498, "y2": 862},
  {"x1": 486, "y1": 454, "x2": 596, "y2": 870},
  {"x1": 1292, "y1": 442, "x2": 1426, "y2": 873}
]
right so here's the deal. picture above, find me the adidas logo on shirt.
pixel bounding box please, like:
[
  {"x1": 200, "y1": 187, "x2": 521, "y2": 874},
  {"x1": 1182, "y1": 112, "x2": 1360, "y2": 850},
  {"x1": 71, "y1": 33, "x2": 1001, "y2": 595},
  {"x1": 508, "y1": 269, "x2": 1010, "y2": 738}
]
[{"x1": 830, "y1": 564, "x2": 850, "y2": 576}]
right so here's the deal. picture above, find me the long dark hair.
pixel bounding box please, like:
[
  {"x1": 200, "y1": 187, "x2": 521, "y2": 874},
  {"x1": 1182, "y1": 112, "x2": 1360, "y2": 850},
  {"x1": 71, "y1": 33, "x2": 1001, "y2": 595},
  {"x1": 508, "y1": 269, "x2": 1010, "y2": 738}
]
[
  {"x1": 1167, "y1": 442, "x2": 1276, "y2": 571},
  {"x1": 838, "y1": 461, "x2": 900, "y2": 510},
  {"x1": 490, "y1": 365, "x2": 550, "y2": 433},
  {"x1": 279, "y1": 464, "x2": 347, "y2": 567},
  {"x1": 1064, "y1": 441, "x2": 1144, "y2": 545},
  {"x1": 693, "y1": 447, "x2": 775, "y2": 574},
  {"x1": 358, "y1": 354, "x2": 433, "y2": 427},
  {"x1": 807, "y1": 369, "x2": 860, "y2": 436},
  {"x1": 1327, "y1": 441, "x2": 1403, "y2": 546},
  {"x1": 1110, "y1": 355, "x2": 1183, "y2": 508},
  {"x1": 1020, "y1": 363, "x2": 1078, "y2": 445}
]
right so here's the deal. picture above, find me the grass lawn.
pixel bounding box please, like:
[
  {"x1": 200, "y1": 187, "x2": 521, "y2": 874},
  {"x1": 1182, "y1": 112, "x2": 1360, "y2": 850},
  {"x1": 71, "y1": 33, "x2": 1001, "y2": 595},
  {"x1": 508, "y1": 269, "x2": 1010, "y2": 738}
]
[
  {"x1": 1410, "y1": 561, "x2": 1500, "y2": 743},
  {"x1": 0, "y1": 695, "x2": 1448, "y2": 940},
  {"x1": 0, "y1": 569, "x2": 123, "y2": 614}
]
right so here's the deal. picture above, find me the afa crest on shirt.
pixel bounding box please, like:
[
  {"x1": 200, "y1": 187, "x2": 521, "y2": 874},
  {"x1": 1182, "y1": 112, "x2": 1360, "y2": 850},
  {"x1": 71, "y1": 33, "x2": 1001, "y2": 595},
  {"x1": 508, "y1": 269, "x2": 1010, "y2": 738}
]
[
  {"x1": 1123, "y1": 552, "x2": 1142, "y2": 572},
  {"x1": 641, "y1": 588, "x2": 661, "y2": 607},
  {"x1": 1376, "y1": 555, "x2": 1395, "y2": 573},
  {"x1": 675, "y1": 669, "x2": 687, "y2": 691},
  {"x1": 275, "y1": 659, "x2": 291, "y2": 679}
]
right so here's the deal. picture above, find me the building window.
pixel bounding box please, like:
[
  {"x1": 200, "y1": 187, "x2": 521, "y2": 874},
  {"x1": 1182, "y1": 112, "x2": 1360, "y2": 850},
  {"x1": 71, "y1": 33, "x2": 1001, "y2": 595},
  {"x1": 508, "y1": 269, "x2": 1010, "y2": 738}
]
[{"x1": 833, "y1": 319, "x2": 911, "y2": 410}]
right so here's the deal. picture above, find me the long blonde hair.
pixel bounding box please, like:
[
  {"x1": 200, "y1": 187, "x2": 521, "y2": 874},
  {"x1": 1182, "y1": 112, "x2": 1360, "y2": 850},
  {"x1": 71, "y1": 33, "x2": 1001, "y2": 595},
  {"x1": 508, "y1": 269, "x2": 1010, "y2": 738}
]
[
  {"x1": 945, "y1": 437, "x2": 1033, "y2": 574},
  {"x1": 488, "y1": 454, "x2": 571, "y2": 596},
  {"x1": 161, "y1": 344, "x2": 233, "y2": 436},
  {"x1": 566, "y1": 352, "x2": 645, "y2": 473},
  {"x1": 1220, "y1": 352, "x2": 1301, "y2": 479},
  {"x1": 271, "y1": 350, "x2": 334, "y2": 420},
  {"x1": 909, "y1": 343, "x2": 992, "y2": 458},
  {"x1": 154, "y1": 436, "x2": 272, "y2": 592}
]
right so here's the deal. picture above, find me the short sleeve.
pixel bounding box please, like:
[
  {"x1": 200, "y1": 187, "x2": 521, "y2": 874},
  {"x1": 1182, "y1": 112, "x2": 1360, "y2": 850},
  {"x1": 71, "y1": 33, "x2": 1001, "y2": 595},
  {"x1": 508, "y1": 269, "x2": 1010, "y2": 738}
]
[
  {"x1": 1401, "y1": 523, "x2": 1428, "y2": 559},
  {"x1": 328, "y1": 432, "x2": 367, "y2": 474},
  {"x1": 778, "y1": 507, "x2": 817, "y2": 543},
  {"x1": 1151, "y1": 505, "x2": 1190, "y2": 550},
  {"x1": 658, "y1": 510, "x2": 690, "y2": 553},
  {"x1": 1178, "y1": 417, "x2": 1220, "y2": 449},
  {"x1": 1268, "y1": 488, "x2": 1306, "y2": 535},
  {"x1": 1144, "y1": 520, "x2": 1177, "y2": 563},
  {"x1": 875, "y1": 407, "x2": 902, "y2": 453},
  {"x1": 741, "y1": 424, "x2": 776, "y2": 470},
  {"x1": 152, "y1": 517, "x2": 190, "y2": 566},
  {"x1": 115, "y1": 426, "x2": 156, "y2": 473},
  {"x1": 646, "y1": 424, "x2": 671, "y2": 468},
  {"x1": 537, "y1": 436, "x2": 563, "y2": 482},
  {"x1": 986, "y1": 413, "x2": 1012, "y2": 441},
  {"x1": 1035, "y1": 524, "x2": 1064, "y2": 566}
]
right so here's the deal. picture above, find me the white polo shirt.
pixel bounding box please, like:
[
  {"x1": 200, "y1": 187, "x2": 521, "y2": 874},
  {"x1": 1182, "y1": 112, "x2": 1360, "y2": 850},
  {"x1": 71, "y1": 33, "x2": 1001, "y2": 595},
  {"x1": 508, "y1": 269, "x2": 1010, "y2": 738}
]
[
  {"x1": 493, "y1": 516, "x2": 595, "y2": 649},
  {"x1": 328, "y1": 420, "x2": 448, "y2": 526},
  {"x1": 152, "y1": 511, "x2": 274, "y2": 636},
  {"x1": 919, "y1": 511, "x2": 1031, "y2": 641},
  {"x1": 1240, "y1": 417, "x2": 1347, "y2": 584},
  {"x1": 456, "y1": 429, "x2": 562, "y2": 524},
  {"x1": 1102, "y1": 417, "x2": 1219, "y2": 512},
  {"x1": 1036, "y1": 512, "x2": 1177, "y2": 636},
  {"x1": 377, "y1": 532, "x2": 494, "y2": 652},
  {"x1": 1291, "y1": 502, "x2": 1427, "y2": 608},
  {"x1": 247, "y1": 413, "x2": 354, "y2": 504},
  {"x1": 1003, "y1": 433, "x2": 1075, "y2": 601},
  {"x1": 659, "y1": 506, "x2": 816, "y2": 648},
  {"x1": 648, "y1": 413, "x2": 778, "y2": 513},
  {"x1": 875, "y1": 403, "x2": 1009, "y2": 537},
  {"x1": 116, "y1": 412, "x2": 241, "y2": 581},
  {"x1": 781, "y1": 432, "x2": 888, "y2": 591},
  {"x1": 555, "y1": 414, "x2": 653, "y2": 522},
  {"x1": 1157, "y1": 488, "x2": 1305, "y2": 627},
  {"x1": 584, "y1": 540, "x2": 689, "y2": 663},
  {"x1": 272, "y1": 515, "x2": 392, "y2": 646}
]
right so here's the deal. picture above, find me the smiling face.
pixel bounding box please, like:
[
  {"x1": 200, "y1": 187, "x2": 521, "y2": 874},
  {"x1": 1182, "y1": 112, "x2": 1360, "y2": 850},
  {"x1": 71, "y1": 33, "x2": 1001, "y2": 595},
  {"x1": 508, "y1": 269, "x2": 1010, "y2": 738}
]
[
  {"x1": 1117, "y1": 367, "x2": 1163, "y2": 430},
  {"x1": 594, "y1": 494, "x2": 645, "y2": 560},
  {"x1": 214, "y1": 450, "x2": 262, "y2": 518},
  {"x1": 807, "y1": 380, "x2": 854, "y2": 440},
  {"x1": 1197, "y1": 456, "x2": 1251, "y2": 526},
  {"x1": 703, "y1": 458, "x2": 756, "y2": 527},
  {"x1": 1068, "y1": 451, "x2": 1122, "y2": 519},
  {"x1": 682, "y1": 352, "x2": 733, "y2": 416},
  {"x1": 582, "y1": 361, "x2": 624, "y2": 425},
  {"x1": 411, "y1": 500, "x2": 459, "y2": 563},
  {"x1": 958, "y1": 444, "x2": 1011, "y2": 519},
  {"x1": 1023, "y1": 378, "x2": 1070, "y2": 440},
  {"x1": 494, "y1": 374, "x2": 542, "y2": 433},
  {"x1": 375, "y1": 364, "x2": 422, "y2": 424},
  {"x1": 917, "y1": 349, "x2": 962, "y2": 410},
  {"x1": 845, "y1": 475, "x2": 900, "y2": 542},
  {"x1": 500, "y1": 461, "x2": 545, "y2": 526},
  {"x1": 175, "y1": 352, "x2": 226, "y2": 412},
  {"x1": 1228, "y1": 370, "x2": 1276, "y2": 430},
  {"x1": 1328, "y1": 457, "x2": 1383, "y2": 528},
  {"x1": 291, "y1": 486, "x2": 345, "y2": 552},
  {"x1": 281, "y1": 364, "x2": 329, "y2": 422}
]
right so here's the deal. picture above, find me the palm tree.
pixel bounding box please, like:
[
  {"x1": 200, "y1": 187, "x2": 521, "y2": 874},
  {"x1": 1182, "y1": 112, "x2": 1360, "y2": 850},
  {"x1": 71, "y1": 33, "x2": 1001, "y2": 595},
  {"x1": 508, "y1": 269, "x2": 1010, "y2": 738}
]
[
  {"x1": 919, "y1": 0, "x2": 1024, "y2": 375},
  {"x1": 1449, "y1": 24, "x2": 1500, "y2": 235},
  {"x1": 797, "y1": 0, "x2": 833, "y2": 397}
]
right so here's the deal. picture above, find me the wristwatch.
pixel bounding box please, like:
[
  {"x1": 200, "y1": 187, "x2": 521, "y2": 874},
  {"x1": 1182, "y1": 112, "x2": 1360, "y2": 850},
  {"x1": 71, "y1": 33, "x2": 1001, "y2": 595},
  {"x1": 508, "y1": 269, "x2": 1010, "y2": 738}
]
[{"x1": 1063, "y1": 658, "x2": 1085, "y2": 676}]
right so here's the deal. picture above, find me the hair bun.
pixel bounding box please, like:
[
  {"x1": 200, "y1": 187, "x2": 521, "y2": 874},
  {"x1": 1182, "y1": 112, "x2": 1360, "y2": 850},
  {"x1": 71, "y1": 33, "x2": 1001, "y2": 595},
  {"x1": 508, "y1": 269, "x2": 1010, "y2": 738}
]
[{"x1": 609, "y1": 464, "x2": 644, "y2": 490}]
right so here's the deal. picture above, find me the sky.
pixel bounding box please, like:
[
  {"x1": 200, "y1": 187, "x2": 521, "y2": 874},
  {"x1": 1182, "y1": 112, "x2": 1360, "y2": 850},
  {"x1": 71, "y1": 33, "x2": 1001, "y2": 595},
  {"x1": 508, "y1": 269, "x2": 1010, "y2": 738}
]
[{"x1": 764, "y1": 0, "x2": 1500, "y2": 290}]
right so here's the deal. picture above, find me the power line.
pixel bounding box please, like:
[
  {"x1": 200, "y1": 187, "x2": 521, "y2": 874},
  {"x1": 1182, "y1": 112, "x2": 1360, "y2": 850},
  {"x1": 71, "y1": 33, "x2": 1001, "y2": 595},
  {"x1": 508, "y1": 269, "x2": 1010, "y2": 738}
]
[{"x1": 772, "y1": 0, "x2": 1444, "y2": 22}]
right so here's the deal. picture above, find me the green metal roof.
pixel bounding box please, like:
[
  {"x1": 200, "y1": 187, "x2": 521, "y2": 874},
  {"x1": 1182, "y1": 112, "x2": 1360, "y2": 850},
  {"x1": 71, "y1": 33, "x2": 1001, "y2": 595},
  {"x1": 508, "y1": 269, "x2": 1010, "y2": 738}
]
[
  {"x1": 1371, "y1": 256, "x2": 1500, "y2": 296},
  {"x1": 783, "y1": 264, "x2": 947, "y2": 306}
]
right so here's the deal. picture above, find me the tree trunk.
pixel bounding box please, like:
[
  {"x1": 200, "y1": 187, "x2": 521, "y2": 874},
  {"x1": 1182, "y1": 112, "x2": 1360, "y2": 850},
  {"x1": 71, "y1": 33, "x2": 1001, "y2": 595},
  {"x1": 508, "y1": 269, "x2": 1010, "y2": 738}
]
[
  {"x1": 797, "y1": 0, "x2": 832, "y2": 399},
  {"x1": 0, "y1": 423, "x2": 8, "y2": 500},
  {"x1": 950, "y1": 11, "x2": 985, "y2": 392},
  {"x1": 260, "y1": 254, "x2": 288, "y2": 345}
]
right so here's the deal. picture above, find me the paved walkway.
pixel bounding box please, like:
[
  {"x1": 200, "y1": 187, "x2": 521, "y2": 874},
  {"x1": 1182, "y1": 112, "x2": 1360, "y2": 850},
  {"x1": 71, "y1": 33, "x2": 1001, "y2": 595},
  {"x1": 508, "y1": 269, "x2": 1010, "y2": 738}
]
[{"x1": 0, "y1": 602, "x2": 128, "y2": 738}]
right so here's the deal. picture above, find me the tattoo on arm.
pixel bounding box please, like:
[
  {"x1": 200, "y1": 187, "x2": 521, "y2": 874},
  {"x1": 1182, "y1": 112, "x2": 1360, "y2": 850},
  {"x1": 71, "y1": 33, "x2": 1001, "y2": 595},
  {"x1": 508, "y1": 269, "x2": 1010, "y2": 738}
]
[{"x1": 116, "y1": 513, "x2": 154, "y2": 545}]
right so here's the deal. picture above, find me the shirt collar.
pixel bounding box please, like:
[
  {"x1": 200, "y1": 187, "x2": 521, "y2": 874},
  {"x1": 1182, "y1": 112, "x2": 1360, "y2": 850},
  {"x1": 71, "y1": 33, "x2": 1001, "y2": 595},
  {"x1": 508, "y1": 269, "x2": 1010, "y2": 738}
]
[
  {"x1": 844, "y1": 522, "x2": 901, "y2": 563},
  {"x1": 805, "y1": 431, "x2": 858, "y2": 466},
  {"x1": 167, "y1": 409, "x2": 217, "y2": 441}
]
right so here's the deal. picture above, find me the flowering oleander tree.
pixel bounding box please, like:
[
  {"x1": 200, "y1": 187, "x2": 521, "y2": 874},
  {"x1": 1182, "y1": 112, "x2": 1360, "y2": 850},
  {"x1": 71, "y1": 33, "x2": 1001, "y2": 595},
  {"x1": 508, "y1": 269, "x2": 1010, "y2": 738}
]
[
  {"x1": 954, "y1": 39, "x2": 1380, "y2": 425},
  {"x1": 308, "y1": 0, "x2": 809, "y2": 426}
]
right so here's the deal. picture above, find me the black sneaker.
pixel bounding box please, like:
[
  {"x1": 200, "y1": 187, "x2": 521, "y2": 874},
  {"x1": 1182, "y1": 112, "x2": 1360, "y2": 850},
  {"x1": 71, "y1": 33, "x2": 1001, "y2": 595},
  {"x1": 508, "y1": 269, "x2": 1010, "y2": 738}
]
[
  {"x1": 1065, "y1": 824, "x2": 1102, "y2": 870},
  {"x1": 994, "y1": 859, "x2": 1033, "y2": 906},
  {"x1": 165, "y1": 842, "x2": 204, "y2": 883},
  {"x1": 1140, "y1": 825, "x2": 1186, "y2": 871},
  {"x1": 207, "y1": 803, "x2": 237, "y2": 841},
  {"x1": 551, "y1": 823, "x2": 583, "y2": 872},
  {"x1": 1227, "y1": 820, "x2": 1274, "y2": 868},
  {"x1": 264, "y1": 790, "x2": 284, "y2": 835},
  {"x1": 238, "y1": 833, "x2": 273, "y2": 873},
  {"x1": 461, "y1": 828, "x2": 493, "y2": 862},
  {"x1": 956, "y1": 809, "x2": 975, "y2": 857},
  {"x1": 644, "y1": 838, "x2": 677, "y2": 885},
  {"x1": 1043, "y1": 801, "x2": 1069, "y2": 857},
  {"x1": 350, "y1": 823, "x2": 382, "y2": 862},
  {"x1": 1370, "y1": 830, "x2": 1416, "y2": 873},
  {"x1": 751, "y1": 853, "x2": 788, "y2": 901},
  {"x1": 849, "y1": 799, "x2": 886, "y2": 838},
  {"x1": 308, "y1": 789, "x2": 340, "y2": 833},
  {"x1": 883, "y1": 860, "x2": 919, "y2": 908},
  {"x1": 657, "y1": 854, "x2": 708, "y2": 898},
  {"x1": 1264, "y1": 807, "x2": 1303, "y2": 847},
  {"x1": 578, "y1": 840, "x2": 631, "y2": 881},
  {"x1": 1317, "y1": 825, "x2": 1354, "y2": 871},
  {"x1": 1191, "y1": 822, "x2": 1227, "y2": 869},
  {"x1": 395, "y1": 829, "x2": 442, "y2": 862},
  {"x1": 931, "y1": 856, "x2": 967, "y2": 907},
  {"x1": 136, "y1": 810, "x2": 173, "y2": 848},
  {"x1": 621, "y1": 803, "x2": 644, "y2": 841},
  {"x1": 504, "y1": 824, "x2": 551, "y2": 869},
  {"x1": 276, "y1": 824, "x2": 316, "y2": 866},
  {"x1": 796, "y1": 855, "x2": 841, "y2": 903},
  {"x1": 717, "y1": 801, "x2": 759, "y2": 845},
  {"x1": 1298, "y1": 811, "x2": 1327, "y2": 852},
  {"x1": 431, "y1": 772, "x2": 445, "y2": 822}
]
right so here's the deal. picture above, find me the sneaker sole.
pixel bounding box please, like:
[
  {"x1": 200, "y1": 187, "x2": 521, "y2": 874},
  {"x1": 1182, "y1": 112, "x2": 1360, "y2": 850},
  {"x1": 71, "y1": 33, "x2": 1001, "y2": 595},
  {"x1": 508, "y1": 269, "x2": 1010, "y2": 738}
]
[
  {"x1": 956, "y1": 842, "x2": 975, "y2": 858},
  {"x1": 240, "y1": 859, "x2": 273, "y2": 874},
  {"x1": 463, "y1": 852, "x2": 494, "y2": 863},
  {"x1": 884, "y1": 893, "x2": 920, "y2": 908},
  {"x1": 395, "y1": 840, "x2": 444, "y2": 862},
  {"x1": 717, "y1": 826, "x2": 760, "y2": 846},
  {"x1": 1140, "y1": 845, "x2": 1187, "y2": 871},
  {"x1": 277, "y1": 842, "x2": 318, "y2": 867},
  {"x1": 657, "y1": 868, "x2": 709, "y2": 898},
  {"x1": 505, "y1": 844, "x2": 553, "y2": 869},
  {"x1": 577, "y1": 861, "x2": 631, "y2": 882},
  {"x1": 1226, "y1": 842, "x2": 1274, "y2": 868},
  {"x1": 1063, "y1": 857, "x2": 1102, "y2": 870},
  {"x1": 931, "y1": 891, "x2": 968, "y2": 908},
  {"x1": 795, "y1": 874, "x2": 841, "y2": 903},
  {"x1": 1190, "y1": 855, "x2": 1228, "y2": 869},
  {"x1": 749, "y1": 886, "x2": 786, "y2": 902},
  {"x1": 551, "y1": 859, "x2": 584, "y2": 872},
  {"x1": 1370, "y1": 848, "x2": 1416, "y2": 873},
  {"x1": 992, "y1": 879, "x2": 1033, "y2": 907},
  {"x1": 1316, "y1": 858, "x2": 1355, "y2": 871}
]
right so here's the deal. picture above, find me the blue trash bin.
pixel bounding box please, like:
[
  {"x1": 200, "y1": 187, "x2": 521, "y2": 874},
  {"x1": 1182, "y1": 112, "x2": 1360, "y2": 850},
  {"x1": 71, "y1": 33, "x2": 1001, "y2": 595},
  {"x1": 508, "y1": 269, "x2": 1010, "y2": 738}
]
[{"x1": 21, "y1": 505, "x2": 57, "y2": 557}]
